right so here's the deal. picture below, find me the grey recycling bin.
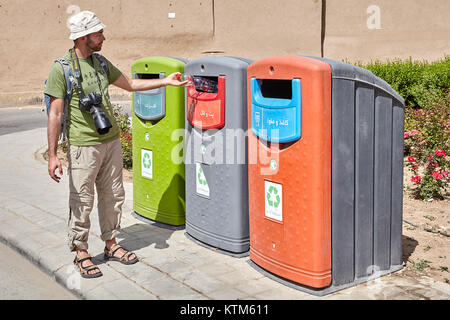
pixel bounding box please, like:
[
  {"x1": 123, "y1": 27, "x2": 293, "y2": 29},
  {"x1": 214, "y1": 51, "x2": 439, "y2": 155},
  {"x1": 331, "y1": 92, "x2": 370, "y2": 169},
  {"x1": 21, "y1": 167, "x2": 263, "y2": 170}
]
[{"x1": 184, "y1": 56, "x2": 253, "y2": 256}]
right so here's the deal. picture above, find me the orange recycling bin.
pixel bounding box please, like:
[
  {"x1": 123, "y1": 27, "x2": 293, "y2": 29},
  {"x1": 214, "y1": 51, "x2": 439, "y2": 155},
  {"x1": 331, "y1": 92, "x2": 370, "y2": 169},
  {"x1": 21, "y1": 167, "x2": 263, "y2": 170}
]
[
  {"x1": 248, "y1": 55, "x2": 405, "y2": 295},
  {"x1": 247, "y1": 56, "x2": 332, "y2": 289}
]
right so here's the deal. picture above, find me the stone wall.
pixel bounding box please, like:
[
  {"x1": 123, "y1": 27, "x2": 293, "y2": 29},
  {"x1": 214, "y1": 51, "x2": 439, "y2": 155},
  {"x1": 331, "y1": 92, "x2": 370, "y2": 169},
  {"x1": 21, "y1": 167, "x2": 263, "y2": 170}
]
[{"x1": 0, "y1": 0, "x2": 448, "y2": 105}]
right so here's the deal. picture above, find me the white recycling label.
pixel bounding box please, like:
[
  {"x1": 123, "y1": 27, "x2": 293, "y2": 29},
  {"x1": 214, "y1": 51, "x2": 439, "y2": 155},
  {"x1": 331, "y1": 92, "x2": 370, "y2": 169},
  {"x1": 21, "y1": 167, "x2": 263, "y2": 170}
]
[
  {"x1": 141, "y1": 149, "x2": 153, "y2": 179},
  {"x1": 264, "y1": 181, "x2": 282, "y2": 222},
  {"x1": 196, "y1": 163, "x2": 210, "y2": 198}
]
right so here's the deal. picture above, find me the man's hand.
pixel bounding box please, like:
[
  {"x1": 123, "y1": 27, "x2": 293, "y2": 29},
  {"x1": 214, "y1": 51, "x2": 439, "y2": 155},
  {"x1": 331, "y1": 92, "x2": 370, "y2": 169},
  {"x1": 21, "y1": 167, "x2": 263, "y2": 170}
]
[
  {"x1": 48, "y1": 155, "x2": 63, "y2": 183},
  {"x1": 164, "y1": 72, "x2": 191, "y2": 87}
]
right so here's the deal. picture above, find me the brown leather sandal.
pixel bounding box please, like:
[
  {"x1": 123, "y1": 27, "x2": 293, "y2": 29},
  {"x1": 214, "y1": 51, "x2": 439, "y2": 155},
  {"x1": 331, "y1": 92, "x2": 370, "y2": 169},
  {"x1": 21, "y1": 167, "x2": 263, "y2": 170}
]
[
  {"x1": 73, "y1": 253, "x2": 103, "y2": 279},
  {"x1": 104, "y1": 244, "x2": 138, "y2": 265}
]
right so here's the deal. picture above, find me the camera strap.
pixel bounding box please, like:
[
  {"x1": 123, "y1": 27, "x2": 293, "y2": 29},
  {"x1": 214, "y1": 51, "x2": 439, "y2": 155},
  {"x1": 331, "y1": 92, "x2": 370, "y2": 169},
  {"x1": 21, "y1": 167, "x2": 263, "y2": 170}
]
[
  {"x1": 69, "y1": 48, "x2": 85, "y2": 100},
  {"x1": 90, "y1": 55, "x2": 104, "y2": 96},
  {"x1": 69, "y1": 47, "x2": 103, "y2": 100}
]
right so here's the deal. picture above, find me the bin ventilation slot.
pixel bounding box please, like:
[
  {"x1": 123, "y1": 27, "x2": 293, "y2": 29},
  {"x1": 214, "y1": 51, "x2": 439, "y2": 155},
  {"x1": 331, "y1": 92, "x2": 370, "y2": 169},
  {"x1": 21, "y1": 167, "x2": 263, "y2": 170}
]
[
  {"x1": 193, "y1": 76, "x2": 219, "y2": 93},
  {"x1": 260, "y1": 79, "x2": 292, "y2": 100},
  {"x1": 136, "y1": 73, "x2": 161, "y2": 79}
]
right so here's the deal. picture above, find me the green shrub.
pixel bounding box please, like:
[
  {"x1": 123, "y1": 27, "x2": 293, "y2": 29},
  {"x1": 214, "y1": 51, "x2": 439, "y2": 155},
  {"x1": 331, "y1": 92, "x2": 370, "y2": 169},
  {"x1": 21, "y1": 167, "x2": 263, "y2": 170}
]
[
  {"x1": 358, "y1": 57, "x2": 450, "y2": 200},
  {"x1": 112, "y1": 104, "x2": 133, "y2": 170},
  {"x1": 403, "y1": 93, "x2": 449, "y2": 200},
  {"x1": 359, "y1": 55, "x2": 450, "y2": 109}
]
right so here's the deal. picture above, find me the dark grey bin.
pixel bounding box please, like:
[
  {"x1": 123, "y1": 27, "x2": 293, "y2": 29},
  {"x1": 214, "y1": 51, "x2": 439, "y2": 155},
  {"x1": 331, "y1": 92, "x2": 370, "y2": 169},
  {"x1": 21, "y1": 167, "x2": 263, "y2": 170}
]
[{"x1": 312, "y1": 57, "x2": 405, "y2": 289}]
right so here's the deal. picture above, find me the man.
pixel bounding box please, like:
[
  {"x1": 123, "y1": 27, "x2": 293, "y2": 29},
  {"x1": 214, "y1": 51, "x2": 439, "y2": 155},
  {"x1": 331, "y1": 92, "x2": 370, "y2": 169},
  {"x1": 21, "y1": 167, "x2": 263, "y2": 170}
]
[{"x1": 45, "y1": 11, "x2": 188, "y2": 278}]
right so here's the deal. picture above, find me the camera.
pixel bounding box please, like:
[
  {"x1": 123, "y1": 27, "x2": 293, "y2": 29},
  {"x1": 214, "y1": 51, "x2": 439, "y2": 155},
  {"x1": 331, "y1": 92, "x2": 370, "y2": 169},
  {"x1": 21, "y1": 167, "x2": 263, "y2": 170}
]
[{"x1": 79, "y1": 92, "x2": 112, "y2": 135}]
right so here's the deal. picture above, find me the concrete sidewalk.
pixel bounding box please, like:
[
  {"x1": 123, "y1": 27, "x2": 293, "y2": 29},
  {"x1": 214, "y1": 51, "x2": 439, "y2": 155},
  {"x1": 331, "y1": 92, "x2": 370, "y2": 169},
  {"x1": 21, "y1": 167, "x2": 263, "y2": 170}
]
[{"x1": 0, "y1": 127, "x2": 449, "y2": 300}]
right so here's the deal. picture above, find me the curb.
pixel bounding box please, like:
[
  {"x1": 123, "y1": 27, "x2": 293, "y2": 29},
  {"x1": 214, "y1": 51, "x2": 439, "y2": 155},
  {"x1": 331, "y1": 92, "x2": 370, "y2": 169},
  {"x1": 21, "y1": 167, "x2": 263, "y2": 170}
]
[
  {"x1": 0, "y1": 232, "x2": 85, "y2": 300},
  {"x1": 34, "y1": 144, "x2": 49, "y2": 165}
]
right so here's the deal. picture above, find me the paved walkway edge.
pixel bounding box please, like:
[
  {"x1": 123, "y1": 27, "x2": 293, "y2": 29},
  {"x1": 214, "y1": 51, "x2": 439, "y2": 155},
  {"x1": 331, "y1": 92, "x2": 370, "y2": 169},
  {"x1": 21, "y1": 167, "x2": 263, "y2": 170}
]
[
  {"x1": 0, "y1": 232, "x2": 85, "y2": 300},
  {"x1": 0, "y1": 128, "x2": 449, "y2": 301}
]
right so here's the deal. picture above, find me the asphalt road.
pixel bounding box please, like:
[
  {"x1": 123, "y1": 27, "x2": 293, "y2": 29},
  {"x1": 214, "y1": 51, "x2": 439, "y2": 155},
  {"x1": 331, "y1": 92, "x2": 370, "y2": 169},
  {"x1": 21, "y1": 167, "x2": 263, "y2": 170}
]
[
  {"x1": 0, "y1": 242, "x2": 78, "y2": 300},
  {"x1": 0, "y1": 102, "x2": 132, "y2": 137},
  {"x1": 0, "y1": 106, "x2": 48, "y2": 136}
]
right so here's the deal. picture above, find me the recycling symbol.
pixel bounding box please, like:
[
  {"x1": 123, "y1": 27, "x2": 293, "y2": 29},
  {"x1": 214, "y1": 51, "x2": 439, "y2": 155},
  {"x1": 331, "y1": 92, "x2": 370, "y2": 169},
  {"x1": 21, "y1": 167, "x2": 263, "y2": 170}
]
[
  {"x1": 266, "y1": 186, "x2": 280, "y2": 208},
  {"x1": 270, "y1": 159, "x2": 277, "y2": 170},
  {"x1": 143, "y1": 153, "x2": 151, "y2": 169},
  {"x1": 197, "y1": 166, "x2": 207, "y2": 185}
]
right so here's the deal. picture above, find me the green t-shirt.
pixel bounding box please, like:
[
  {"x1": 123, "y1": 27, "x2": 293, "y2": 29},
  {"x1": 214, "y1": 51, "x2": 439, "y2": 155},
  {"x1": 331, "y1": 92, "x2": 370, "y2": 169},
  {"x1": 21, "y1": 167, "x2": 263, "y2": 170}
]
[{"x1": 44, "y1": 51, "x2": 122, "y2": 146}]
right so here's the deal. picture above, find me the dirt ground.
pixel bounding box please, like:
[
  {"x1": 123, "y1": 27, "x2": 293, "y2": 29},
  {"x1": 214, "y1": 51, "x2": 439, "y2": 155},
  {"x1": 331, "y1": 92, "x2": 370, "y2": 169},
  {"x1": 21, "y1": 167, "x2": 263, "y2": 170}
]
[
  {"x1": 45, "y1": 147, "x2": 449, "y2": 285},
  {"x1": 401, "y1": 166, "x2": 450, "y2": 285}
]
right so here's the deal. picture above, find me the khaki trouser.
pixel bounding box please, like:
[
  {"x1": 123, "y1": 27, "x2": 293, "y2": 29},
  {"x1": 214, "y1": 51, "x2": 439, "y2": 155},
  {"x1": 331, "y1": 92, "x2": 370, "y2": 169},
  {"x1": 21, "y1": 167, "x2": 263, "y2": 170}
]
[{"x1": 67, "y1": 138, "x2": 125, "y2": 252}]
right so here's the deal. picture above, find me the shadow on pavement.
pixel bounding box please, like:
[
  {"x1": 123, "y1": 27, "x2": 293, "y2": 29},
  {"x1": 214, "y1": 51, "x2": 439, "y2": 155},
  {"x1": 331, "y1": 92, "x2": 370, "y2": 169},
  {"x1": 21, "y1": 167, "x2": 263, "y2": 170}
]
[
  {"x1": 91, "y1": 223, "x2": 176, "y2": 266},
  {"x1": 402, "y1": 234, "x2": 419, "y2": 263},
  {"x1": 118, "y1": 223, "x2": 175, "y2": 251}
]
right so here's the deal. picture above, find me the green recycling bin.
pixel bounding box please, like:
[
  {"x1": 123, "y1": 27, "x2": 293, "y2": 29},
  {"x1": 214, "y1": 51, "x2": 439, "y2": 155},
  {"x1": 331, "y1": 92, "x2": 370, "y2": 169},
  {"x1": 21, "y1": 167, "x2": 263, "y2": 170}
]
[{"x1": 132, "y1": 57, "x2": 187, "y2": 226}]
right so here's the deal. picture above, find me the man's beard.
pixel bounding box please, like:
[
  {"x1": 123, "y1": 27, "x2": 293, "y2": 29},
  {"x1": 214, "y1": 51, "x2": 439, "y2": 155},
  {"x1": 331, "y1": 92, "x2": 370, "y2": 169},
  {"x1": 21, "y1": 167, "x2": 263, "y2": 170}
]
[{"x1": 87, "y1": 39, "x2": 102, "y2": 52}]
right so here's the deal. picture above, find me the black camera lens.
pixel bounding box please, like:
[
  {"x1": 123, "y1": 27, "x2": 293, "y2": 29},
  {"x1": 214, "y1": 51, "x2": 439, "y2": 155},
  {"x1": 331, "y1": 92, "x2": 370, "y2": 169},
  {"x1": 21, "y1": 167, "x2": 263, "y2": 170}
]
[
  {"x1": 79, "y1": 92, "x2": 112, "y2": 135},
  {"x1": 90, "y1": 105, "x2": 112, "y2": 135}
]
